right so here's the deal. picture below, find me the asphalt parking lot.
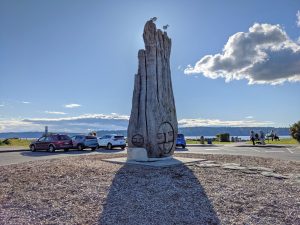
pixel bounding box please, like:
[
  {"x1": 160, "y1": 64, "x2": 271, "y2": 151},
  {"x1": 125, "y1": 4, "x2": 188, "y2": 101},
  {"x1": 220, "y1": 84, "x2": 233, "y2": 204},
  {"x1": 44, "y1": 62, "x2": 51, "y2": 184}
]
[
  {"x1": 0, "y1": 144, "x2": 299, "y2": 166},
  {"x1": 177, "y1": 143, "x2": 300, "y2": 161}
]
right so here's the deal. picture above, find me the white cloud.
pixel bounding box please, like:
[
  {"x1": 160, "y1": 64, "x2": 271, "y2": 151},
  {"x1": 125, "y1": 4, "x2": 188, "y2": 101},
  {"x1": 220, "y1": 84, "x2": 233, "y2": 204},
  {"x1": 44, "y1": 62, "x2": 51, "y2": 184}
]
[
  {"x1": 178, "y1": 118, "x2": 274, "y2": 127},
  {"x1": 0, "y1": 119, "x2": 44, "y2": 132},
  {"x1": 245, "y1": 116, "x2": 253, "y2": 119},
  {"x1": 44, "y1": 111, "x2": 67, "y2": 115},
  {"x1": 297, "y1": 10, "x2": 300, "y2": 27},
  {"x1": 22, "y1": 101, "x2": 30, "y2": 104},
  {"x1": 64, "y1": 104, "x2": 81, "y2": 108},
  {"x1": 22, "y1": 113, "x2": 129, "y2": 132},
  {"x1": 0, "y1": 113, "x2": 129, "y2": 133},
  {"x1": 24, "y1": 113, "x2": 129, "y2": 122},
  {"x1": 0, "y1": 113, "x2": 277, "y2": 133},
  {"x1": 184, "y1": 23, "x2": 300, "y2": 85}
]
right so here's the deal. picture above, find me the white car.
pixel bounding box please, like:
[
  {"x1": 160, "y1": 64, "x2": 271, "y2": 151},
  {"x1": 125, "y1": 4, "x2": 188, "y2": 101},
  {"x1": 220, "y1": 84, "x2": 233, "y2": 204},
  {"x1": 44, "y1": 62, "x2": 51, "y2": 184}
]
[{"x1": 97, "y1": 134, "x2": 126, "y2": 150}]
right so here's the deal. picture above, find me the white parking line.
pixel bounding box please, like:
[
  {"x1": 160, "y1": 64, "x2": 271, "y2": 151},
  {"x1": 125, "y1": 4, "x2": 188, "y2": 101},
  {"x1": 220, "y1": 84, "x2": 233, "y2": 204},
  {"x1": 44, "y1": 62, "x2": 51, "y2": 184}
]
[
  {"x1": 286, "y1": 148, "x2": 294, "y2": 154},
  {"x1": 265, "y1": 150, "x2": 285, "y2": 153},
  {"x1": 204, "y1": 148, "x2": 220, "y2": 151},
  {"x1": 251, "y1": 148, "x2": 261, "y2": 152},
  {"x1": 226, "y1": 149, "x2": 248, "y2": 151}
]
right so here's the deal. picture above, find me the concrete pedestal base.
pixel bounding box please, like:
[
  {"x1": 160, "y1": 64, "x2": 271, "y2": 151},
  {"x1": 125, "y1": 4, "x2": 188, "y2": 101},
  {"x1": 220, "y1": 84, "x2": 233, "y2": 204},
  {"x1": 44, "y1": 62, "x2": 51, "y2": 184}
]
[{"x1": 127, "y1": 148, "x2": 148, "y2": 162}]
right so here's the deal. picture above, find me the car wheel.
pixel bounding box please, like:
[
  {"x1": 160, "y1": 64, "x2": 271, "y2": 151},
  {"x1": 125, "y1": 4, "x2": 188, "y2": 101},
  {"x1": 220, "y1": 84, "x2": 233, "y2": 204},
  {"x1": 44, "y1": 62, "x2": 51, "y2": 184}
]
[
  {"x1": 107, "y1": 143, "x2": 112, "y2": 150},
  {"x1": 182, "y1": 145, "x2": 186, "y2": 149},
  {"x1": 64, "y1": 148, "x2": 69, "y2": 152},
  {"x1": 121, "y1": 145, "x2": 126, "y2": 150},
  {"x1": 49, "y1": 145, "x2": 56, "y2": 153},
  {"x1": 77, "y1": 144, "x2": 84, "y2": 151},
  {"x1": 91, "y1": 147, "x2": 96, "y2": 151},
  {"x1": 30, "y1": 145, "x2": 36, "y2": 152}
]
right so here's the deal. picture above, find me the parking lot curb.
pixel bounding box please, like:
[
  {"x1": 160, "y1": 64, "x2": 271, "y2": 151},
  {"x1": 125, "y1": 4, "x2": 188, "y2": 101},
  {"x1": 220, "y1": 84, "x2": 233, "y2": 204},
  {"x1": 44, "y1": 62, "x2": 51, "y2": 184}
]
[
  {"x1": 0, "y1": 149, "x2": 30, "y2": 153},
  {"x1": 186, "y1": 144, "x2": 224, "y2": 147}
]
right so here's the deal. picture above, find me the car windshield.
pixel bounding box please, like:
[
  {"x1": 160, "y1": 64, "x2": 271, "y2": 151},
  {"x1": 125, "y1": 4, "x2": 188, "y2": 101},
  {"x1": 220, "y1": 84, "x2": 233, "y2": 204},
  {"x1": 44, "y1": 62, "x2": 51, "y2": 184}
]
[
  {"x1": 86, "y1": 136, "x2": 97, "y2": 139},
  {"x1": 114, "y1": 136, "x2": 124, "y2": 139},
  {"x1": 52, "y1": 135, "x2": 71, "y2": 141},
  {"x1": 177, "y1": 134, "x2": 184, "y2": 138}
]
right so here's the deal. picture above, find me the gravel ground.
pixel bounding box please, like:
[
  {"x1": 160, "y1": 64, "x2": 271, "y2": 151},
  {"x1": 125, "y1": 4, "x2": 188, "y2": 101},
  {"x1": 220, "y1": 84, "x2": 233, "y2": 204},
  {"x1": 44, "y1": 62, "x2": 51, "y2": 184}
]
[{"x1": 0, "y1": 153, "x2": 299, "y2": 225}]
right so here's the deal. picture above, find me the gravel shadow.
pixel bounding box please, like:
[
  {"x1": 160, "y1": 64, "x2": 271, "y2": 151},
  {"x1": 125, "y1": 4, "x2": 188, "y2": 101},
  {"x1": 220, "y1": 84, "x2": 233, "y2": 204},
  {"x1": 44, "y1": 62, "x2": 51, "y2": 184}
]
[{"x1": 99, "y1": 164, "x2": 220, "y2": 225}]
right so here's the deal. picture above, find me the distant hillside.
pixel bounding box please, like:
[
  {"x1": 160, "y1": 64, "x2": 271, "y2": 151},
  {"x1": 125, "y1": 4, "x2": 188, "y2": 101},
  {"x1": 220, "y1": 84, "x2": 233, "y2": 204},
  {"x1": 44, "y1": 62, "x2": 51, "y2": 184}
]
[{"x1": 0, "y1": 127, "x2": 289, "y2": 139}]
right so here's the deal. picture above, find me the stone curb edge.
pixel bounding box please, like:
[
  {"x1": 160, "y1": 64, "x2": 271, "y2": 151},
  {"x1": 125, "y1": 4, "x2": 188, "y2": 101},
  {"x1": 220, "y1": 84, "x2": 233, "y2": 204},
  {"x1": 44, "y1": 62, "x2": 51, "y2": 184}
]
[{"x1": 0, "y1": 149, "x2": 29, "y2": 153}]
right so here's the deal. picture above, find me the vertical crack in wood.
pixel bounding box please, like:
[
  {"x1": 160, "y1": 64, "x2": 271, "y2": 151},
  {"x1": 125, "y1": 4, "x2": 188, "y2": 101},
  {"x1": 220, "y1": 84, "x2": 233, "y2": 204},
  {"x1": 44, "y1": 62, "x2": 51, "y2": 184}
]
[
  {"x1": 156, "y1": 47, "x2": 159, "y2": 104},
  {"x1": 144, "y1": 54, "x2": 148, "y2": 138}
]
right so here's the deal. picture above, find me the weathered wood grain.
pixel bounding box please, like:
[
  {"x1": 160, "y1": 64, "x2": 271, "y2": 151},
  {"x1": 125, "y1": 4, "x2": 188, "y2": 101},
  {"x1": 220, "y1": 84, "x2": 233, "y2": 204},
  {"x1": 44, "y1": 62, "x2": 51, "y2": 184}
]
[{"x1": 128, "y1": 20, "x2": 178, "y2": 158}]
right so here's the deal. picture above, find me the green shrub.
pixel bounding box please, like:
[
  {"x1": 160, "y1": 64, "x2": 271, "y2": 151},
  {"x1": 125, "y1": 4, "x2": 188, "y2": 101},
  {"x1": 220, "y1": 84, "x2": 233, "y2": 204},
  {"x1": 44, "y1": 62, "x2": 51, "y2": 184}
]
[
  {"x1": 290, "y1": 121, "x2": 300, "y2": 143},
  {"x1": 2, "y1": 139, "x2": 11, "y2": 145},
  {"x1": 216, "y1": 133, "x2": 230, "y2": 142}
]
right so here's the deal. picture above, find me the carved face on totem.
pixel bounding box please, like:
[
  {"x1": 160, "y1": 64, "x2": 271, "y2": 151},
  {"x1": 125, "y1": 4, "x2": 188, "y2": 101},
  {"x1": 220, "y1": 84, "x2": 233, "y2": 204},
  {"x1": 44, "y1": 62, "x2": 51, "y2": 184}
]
[
  {"x1": 157, "y1": 122, "x2": 174, "y2": 154},
  {"x1": 132, "y1": 134, "x2": 144, "y2": 147}
]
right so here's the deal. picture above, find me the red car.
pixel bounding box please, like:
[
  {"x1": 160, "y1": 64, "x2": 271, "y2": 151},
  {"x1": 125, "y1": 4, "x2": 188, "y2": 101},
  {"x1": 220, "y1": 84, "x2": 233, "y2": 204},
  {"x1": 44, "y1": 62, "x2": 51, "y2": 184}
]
[{"x1": 29, "y1": 134, "x2": 73, "y2": 152}]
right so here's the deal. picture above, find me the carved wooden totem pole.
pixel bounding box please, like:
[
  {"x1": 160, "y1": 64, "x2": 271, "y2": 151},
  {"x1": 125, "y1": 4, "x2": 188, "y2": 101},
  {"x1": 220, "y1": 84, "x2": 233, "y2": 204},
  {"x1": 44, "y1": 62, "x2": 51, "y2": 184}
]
[{"x1": 127, "y1": 19, "x2": 178, "y2": 158}]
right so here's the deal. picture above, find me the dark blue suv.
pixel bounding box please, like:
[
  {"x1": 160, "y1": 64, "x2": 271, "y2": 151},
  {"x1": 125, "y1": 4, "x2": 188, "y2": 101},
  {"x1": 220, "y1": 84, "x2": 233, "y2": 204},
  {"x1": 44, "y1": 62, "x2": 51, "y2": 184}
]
[{"x1": 176, "y1": 134, "x2": 186, "y2": 148}]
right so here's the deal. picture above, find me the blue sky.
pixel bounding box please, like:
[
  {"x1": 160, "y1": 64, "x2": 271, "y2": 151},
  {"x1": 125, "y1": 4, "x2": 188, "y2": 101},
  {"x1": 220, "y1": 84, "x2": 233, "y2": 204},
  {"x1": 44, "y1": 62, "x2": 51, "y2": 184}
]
[{"x1": 0, "y1": 0, "x2": 299, "y2": 132}]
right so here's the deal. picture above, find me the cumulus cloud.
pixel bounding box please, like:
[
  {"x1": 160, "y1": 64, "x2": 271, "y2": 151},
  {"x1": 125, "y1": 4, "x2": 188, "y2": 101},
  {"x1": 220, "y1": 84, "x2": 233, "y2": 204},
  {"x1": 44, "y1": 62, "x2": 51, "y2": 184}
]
[
  {"x1": 178, "y1": 118, "x2": 274, "y2": 127},
  {"x1": 22, "y1": 101, "x2": 30, "y2": 104},
  {"x1": 297, "y1": 10, "x2": 300, "y2": 27},
  {"x1": 64, "y1": 104, "x2": 81, "y2": 108},
  {"x1": 184, "y1": 23, "x2": 300, "y2": 85},
  {"x1": 44, "y1": 111, "x2": 67, "y2": 115}
]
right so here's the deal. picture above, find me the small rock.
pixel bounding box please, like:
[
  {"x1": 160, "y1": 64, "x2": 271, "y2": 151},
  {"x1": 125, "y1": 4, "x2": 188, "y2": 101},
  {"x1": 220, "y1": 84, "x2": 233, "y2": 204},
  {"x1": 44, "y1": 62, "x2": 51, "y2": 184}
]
[
  {"x1": 248, "y1": 166, "x2": 274, "y2": 172},
  {"x1": 223, "y1": 166, "x2": 247, "y2": 170},
  {"x1": 202, "y1": 160, "x2": 215, "y2": 164},
  {"x1": 222, "y1": 163, "x2": 241, "y2": 167},
  {"x1": 285, "y1": 174, "x2": 300, "y2": 182},
  {"x1": 261, "y1": 172, "x2": 289, "y2": 179},
  {"x1": 197, "y1": 163, "x2": 221, "y2": 168},
  {"x1": 241, "y1": 170, "x2": 258, "y2": 174}
]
